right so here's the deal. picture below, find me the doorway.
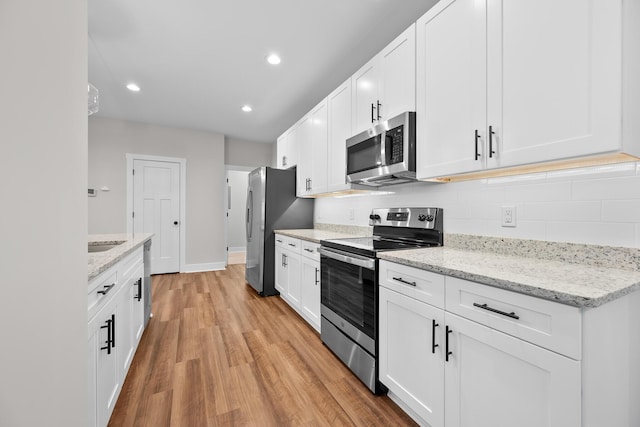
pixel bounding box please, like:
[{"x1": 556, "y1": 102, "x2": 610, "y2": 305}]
[
  {"x1": 225, "y1": 166, "x2": 253, "y2": 265},
  {"x1": 127, "y1": 154, "x2": 186, "y2": 274}
]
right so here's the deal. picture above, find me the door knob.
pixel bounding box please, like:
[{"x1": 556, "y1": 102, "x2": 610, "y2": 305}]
[{"x1": 173, "y1": 221, "x2": 179, "y2": 225}]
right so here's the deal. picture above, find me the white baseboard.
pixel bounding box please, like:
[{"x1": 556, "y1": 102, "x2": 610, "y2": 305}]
[
  {"x1": 228, "y1": 246, "x2": 246, "y2": 253},
  {"x1": 182, "y1": 262, "x2": 226, "y2": 273}
]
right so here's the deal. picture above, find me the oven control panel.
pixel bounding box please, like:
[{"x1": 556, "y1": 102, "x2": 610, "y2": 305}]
[
  {"x1": 369, "y1": 207, "x2": 442, "y2": 230},
  {"x1": 387, "y1": 211, "x2": 409, "y2": 222}
]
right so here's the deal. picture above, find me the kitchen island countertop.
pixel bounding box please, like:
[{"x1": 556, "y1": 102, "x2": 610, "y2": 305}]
[{"x1": 88, "y1": 233, "x2": 154, "y2": 281}]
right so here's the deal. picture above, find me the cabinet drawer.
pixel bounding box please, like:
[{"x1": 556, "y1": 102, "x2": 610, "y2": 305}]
[
  {"x1": 379, "y1": 260, "x2": 445, "y2": 309},
  {"x1": 276, "y1": 235, "x2": 301, "y2": 254},
  {"x1": 88, "y1": 267, "x2": 118, "y2": 321},
  {"x1": 119, "y1": 247, "x2": 143, "y2": 280},
  {"x1": 300, "y1": 241, "x2": 320, "y2": 262},
  {"x1": 445, "y1": 276, "x2": 581, "y2": 359},
  {"x1": 275, "y1": 234, "x2": 287, "y2": 247}
]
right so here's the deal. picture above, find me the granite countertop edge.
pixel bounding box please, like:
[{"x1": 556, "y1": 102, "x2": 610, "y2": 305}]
[
  {"x1": 379, "y1": 249, "x2": 640, "y2": 309},
  {"x1": 88, "y1": 233, "x2": 154, "y2": 281},
  {"x1": 274, "y1": 228, "x2": 364, "y2": 243}
]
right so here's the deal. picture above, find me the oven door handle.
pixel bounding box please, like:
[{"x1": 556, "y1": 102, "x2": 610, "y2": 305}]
[{"x1": 318, "y1": 247, "x2": 376, "y2": 270}]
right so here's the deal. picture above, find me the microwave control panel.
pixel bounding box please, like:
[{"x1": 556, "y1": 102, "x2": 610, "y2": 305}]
[{"x1": 386, "y1": 125, "x2": 404, "y2": 164}]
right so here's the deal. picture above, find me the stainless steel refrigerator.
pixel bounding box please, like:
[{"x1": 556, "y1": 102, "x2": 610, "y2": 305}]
[{"x1": 245, "y1": 166, "x2": 314, "y2": 296}]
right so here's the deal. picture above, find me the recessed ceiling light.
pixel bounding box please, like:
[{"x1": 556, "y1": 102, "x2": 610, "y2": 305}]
[
  {"x1": 242, "y1": 105, "x2": 252, "y2": 112},
  {"x1": 126, "y1": 83, "x2": 141, "y2": 92},
  {"x1": 266, "y1": 54, "x2": 281, "y2": 65}
]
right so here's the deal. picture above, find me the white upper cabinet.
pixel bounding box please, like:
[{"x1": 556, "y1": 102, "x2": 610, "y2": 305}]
[
  {"x1": 295, "y1": 114, "x2": 312, "y2": 196},
  {"x1": 352, "y1": 24, "x2": 416, "y2": 135},
  {"x1": 417, "y1": 0, "x2": 628, "y2": 180},
  {"x1": 276, "y1": 125, "x2": 298, "y2": 169},
  {"x1": 327, "y1": 79, "x2": 352, "y2": 192},
  {"x1": 487, "y1": 0, "x2": 622, "y2": 168},
  {"x1": 296, "y1": 99, "x2": 328, "y2": 197},
  {"x1": 309, "y1": 99, "x2": 328, "y2": 195},
  {"x1": 352, "y1": 59, "x2": 380, "y2": 135},
  {"x1": 416, "y1": 0, "x2": 487, "y2": 178}
]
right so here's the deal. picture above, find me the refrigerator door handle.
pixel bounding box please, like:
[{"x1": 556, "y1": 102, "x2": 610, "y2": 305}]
[{"x1": 246, "y1": 189, "x2": 253, "y2": 239}]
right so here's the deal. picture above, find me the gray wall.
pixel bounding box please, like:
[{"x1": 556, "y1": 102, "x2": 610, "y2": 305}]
[
  {"x1": 0, "y1": 1, "x2": 88, "y2": 426},
  {"x1": 225, "y1": 136, "x2": 275, "y2": 167},
  {"x1": 89, "y1": 117, "x2": 227, "y2": 267}
]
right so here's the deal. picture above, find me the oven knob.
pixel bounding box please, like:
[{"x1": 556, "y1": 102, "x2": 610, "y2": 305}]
[
  {"x1": 418, "y1": 214, "x2": 427, "y2": 222},
  {"x1": 369, "y1": 214, "x2": 381, "y2": 221},
  {"x1": 426, "y1": 215, "x2": 435, "y2": 222}
]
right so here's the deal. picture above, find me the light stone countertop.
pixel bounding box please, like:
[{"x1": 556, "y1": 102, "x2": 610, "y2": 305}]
[
  {"x1": 88, "y1": 233, "x2": 154, "y2": 281},
  {"x1": 379, "y1": 245, "x2": 640, "y2": 308},
  {"x1": 275, "y1": 228, "x2": 640, "y2": 308},
  {"x1": 274, "y1": 229, "x2": 363, "y2": 244}
]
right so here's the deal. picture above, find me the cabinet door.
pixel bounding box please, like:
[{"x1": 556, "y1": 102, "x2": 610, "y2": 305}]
[
  {"x1": 327, "y1": 79, "x2": 351, "y2": 192},
  {"x1": 379, "y1": 24, "x2": 416, "y2": 122},
  {"x1": 276, "y1": 133, "x2": 287, "y2": 169},
  {"x1": 416, "y1": 0, "x2": 487, "y2": 179},
  {"x1": 296, "y1": 115, "x2": 312, "y2": 197},
  {"x1": 300, "y1": 256, "x2": 321, "y2": 331},
  {"x1": 274, "y1": 245, "x2": 287, "y2": 295},
  {"x1": 309, "y1": 99, "x2": 328, "y2": 195},
  {"x1": 285, "y1": 250, "x2": 301, "y2": 306},
  {"x1": 131, "y1": 265, "x2": 145, "y2": 344},
  {"x1": 352, "y1": 57, "x2": 380, "y2": 134},
  {"x1": 444, "y1": 312, "x2": 581, "y2": 427},
  {"x1": 487, "y1": 0, "x2": 622, "y2": 169},
  {"x1": 287, "y1": 125, "x2": 298, "y2": 169},
  {"x1": 379, "y1": 287, "x2": 445, "y2": 427},
  {"x1": 117, "y1": 280, "x2": 134, "y2": 379},
  {"x1": 278, "y1": 126, "x2": 298, "y2": 170},
  {"x1": 92, "y1": 304, "x2": 120, "y2": 427}
]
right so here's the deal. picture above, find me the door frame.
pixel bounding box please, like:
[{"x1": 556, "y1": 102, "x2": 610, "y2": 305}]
[
  {"x1": 224, "y1": 165, "x2": 256, "y2": 266},
  {"x1": 126, "y1": 153, "x2": 187, "y2": 273}
]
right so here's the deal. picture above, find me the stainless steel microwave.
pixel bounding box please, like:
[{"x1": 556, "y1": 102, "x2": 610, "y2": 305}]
[{"x1": 346, "y1": 111, "x2": 416, "y2": 186}]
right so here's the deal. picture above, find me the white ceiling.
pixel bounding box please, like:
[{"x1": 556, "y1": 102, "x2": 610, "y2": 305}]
[{"x1": 88, "y1": 0, "x2": 438, "y2": 143}]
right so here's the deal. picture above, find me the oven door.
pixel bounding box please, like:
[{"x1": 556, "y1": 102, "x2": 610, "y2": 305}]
[{"x1": 319, "y1": 247, "x2": 377, "y2": 355}]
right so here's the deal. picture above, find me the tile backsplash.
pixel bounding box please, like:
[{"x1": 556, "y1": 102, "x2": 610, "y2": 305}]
[{"x1": 314, "y1": 162, "x2": 640, "y2": 248}]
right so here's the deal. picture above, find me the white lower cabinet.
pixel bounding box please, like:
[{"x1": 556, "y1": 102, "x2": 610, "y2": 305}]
[
  {"x1": 299, "y1": 241, "x2": 321, "y2": 331},
  {"x1": 88, "y1": 248, "x2": 146, "y2": 427},
  {"x1": 88, "y1": 291, "x2": 121, "y2": 427},
  {"x1": 118, "y1": 263, "x2": 145, "y2": 378},
  {"x1": 275, "y1": 236, "x2": 301, "y2": 306},
  {"x1": 274, "y1": 243, "x2": 288, "y2": 295},
  {"x1": 379, "y1": 286, "x2": 445, "y2": 426},
  {"x1": 379, "y1": 260, "x2": 581, "y2": 427},
  {"x1": 275, "y1": 234, "x2": 320, "y2": 332},
  {"x1": 444, "y1": 312, "x2": 580, "y2": 427},
  {"x1": 131, "y1": 264, "x2": 146, "y2": 343}
]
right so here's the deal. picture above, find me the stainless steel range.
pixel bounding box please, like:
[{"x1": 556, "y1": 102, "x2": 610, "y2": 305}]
[{"x1": 318, "y1": 207, "x2": 443, "y2": 394}]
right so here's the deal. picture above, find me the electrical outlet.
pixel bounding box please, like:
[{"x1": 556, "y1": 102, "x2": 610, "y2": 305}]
[
  {"x1": 501, "y1": 205, "x2": 516, "y2": 227},
  {"x1": 348, "y1": 208, "x2": 355, "y2": 220}
]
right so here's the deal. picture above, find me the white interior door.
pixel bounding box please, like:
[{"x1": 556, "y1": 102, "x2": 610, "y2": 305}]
[{"x1": 133, "y1": 159, "x2": 180, "y2": 274}]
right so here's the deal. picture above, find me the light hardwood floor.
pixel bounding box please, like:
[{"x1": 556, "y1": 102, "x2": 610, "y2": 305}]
[{"x1": 108, "y1": 264, "x2": 417, "y2": 427}]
